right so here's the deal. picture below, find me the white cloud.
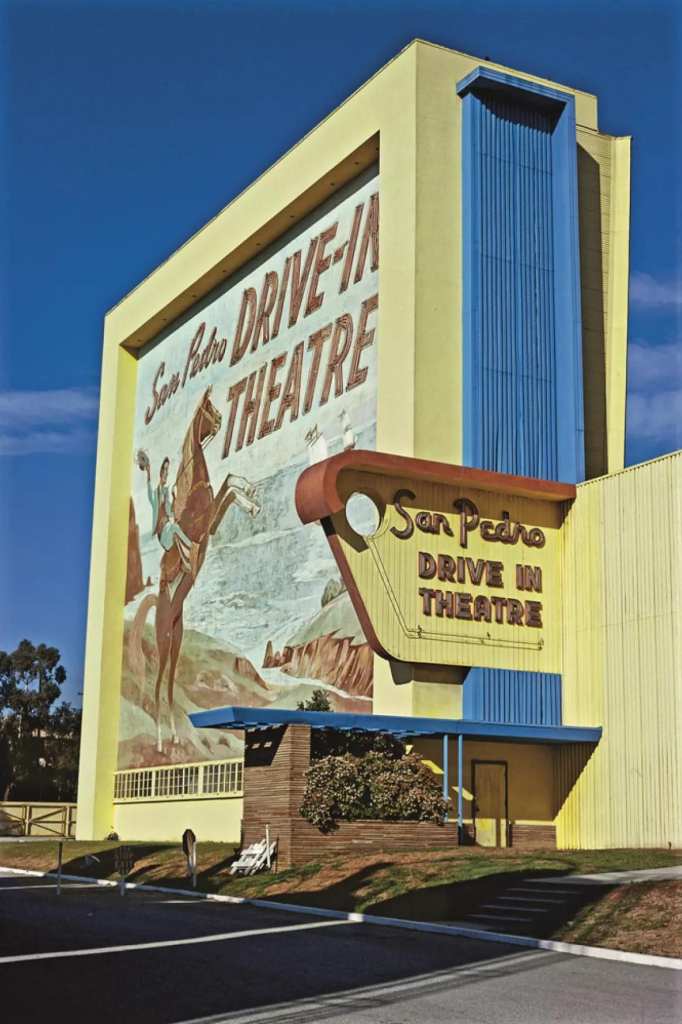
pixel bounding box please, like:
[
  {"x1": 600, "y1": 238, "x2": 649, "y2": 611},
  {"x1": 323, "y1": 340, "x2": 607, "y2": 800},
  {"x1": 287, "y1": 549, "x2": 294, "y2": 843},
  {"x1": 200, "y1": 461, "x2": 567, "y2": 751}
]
[
  {"x1": 630, "y1": 271, "x2": 682, "y2": 309},
  {"x1": 626, "y1": 342, "x2": 682, "y2": 448},
  {"x1": 626, "y1": 390, "x2": 682, "y2": 445},
  {"x1": 627, "y1": 342, "x2": 682, "y2": 391},
  {"x1": 0, "y1": 387, "x2": 99, "y2": 456}
]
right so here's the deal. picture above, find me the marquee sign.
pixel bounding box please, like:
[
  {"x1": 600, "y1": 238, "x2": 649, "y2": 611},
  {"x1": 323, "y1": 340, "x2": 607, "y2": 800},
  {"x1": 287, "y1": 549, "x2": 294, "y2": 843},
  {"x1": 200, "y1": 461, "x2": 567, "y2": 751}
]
[{"x1": 296, "y1": 452, "x2": 575, "y2": 673}]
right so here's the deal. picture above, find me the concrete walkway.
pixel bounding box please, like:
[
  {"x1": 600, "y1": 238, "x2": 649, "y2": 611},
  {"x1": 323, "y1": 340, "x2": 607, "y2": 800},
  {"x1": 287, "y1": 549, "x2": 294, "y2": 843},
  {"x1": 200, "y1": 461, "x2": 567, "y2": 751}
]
[{"x1": 540, "y1": 866, "x2": 682, "y2": 886}]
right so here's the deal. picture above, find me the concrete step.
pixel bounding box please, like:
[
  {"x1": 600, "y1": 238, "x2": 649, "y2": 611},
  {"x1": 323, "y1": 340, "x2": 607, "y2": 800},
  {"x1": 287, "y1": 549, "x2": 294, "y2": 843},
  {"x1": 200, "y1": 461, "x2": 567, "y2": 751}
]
[
  {"x1": 497, "y1": 895, "x2": 566, "y2": 905},
  {"x1": 480, "y1": 903, "x2": 547, "y2": 914},
  {"x1": 469, "y1": 913, "x2": 534, "y2": 925},
  {"x1": 465, "y1": 878, "x2": 606, "y2": 938},
  {"x1": 508, "y1": 887, "x2": 576, "y2": 896}
]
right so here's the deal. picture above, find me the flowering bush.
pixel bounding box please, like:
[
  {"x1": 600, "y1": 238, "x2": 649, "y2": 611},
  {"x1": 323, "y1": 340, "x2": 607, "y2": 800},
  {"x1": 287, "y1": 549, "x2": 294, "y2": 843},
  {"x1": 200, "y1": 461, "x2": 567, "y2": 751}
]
[{"x1": 300, "y1": 748, "x2": 449, "y2": 832}]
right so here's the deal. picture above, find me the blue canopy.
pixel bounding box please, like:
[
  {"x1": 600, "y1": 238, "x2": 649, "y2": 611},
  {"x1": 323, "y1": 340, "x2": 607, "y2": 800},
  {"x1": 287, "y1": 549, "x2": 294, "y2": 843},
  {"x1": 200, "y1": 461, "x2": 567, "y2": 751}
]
[{"x1": 189, "y1": 705, "x2": 601, "y2": 745}]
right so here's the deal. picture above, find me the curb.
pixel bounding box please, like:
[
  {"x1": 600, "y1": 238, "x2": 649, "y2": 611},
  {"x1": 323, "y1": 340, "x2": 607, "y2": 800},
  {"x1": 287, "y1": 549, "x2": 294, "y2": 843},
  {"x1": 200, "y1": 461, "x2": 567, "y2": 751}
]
[{"x1": 2, "y1": 864, "x2": 681, "y2": 971}]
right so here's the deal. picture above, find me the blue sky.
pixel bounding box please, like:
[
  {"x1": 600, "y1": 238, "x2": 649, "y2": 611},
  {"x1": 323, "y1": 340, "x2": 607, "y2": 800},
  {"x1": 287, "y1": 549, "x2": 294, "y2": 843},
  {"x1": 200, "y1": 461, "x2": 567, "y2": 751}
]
[{"x1": 0, "y1": 0, "x2": 680, "y2": 705}]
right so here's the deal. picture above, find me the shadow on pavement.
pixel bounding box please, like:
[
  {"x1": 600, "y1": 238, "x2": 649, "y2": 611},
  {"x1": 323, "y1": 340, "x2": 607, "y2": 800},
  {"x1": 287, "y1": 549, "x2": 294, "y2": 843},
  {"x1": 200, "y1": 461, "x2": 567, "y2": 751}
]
[{"x1": 0, "y1": 871, "x2": 564, "y2": 1024}]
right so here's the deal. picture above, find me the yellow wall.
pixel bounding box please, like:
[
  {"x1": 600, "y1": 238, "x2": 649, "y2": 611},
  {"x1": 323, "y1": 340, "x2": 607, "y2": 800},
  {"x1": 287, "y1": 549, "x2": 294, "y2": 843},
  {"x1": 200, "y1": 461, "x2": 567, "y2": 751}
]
[
  {"x1": 114, "y1": 796, "x2": 242, "y2": 844},
  {"x1": 577, "y1": 127, "x2": 631, "y2": 479},
  {"x1": 558, "y1": 452, "x2": 682, "y2": 848},
  {"x1": 78, "y1": 39, "x2": 625, "y2": 841},
  {"x1": 415, "y1": 738, "x2": 555, "y2": 824}
]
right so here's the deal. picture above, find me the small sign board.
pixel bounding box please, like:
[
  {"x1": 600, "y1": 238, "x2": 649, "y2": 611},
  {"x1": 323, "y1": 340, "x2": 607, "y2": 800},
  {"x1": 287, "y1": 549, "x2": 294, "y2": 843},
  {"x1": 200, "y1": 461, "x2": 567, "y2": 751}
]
[{"x1": 114, "y1": 845, "x2": 136, "y2": 876}]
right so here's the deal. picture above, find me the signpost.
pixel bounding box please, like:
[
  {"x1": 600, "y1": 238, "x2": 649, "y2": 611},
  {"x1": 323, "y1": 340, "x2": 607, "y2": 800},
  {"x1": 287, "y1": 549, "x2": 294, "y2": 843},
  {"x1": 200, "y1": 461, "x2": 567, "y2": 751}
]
[
  {"x1": 114, "y1": 845, "x2": 136, "y2": 896},
  {"x1": 182, "y1": 829, "x2": 197, "y2": 888}
]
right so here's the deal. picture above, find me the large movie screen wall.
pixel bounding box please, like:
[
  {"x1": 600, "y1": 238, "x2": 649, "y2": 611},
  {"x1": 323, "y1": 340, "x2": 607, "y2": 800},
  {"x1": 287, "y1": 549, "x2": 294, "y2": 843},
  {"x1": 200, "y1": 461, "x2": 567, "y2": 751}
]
[{"x1": 119, "y1": 167, "x2": 379, "y2": 768}]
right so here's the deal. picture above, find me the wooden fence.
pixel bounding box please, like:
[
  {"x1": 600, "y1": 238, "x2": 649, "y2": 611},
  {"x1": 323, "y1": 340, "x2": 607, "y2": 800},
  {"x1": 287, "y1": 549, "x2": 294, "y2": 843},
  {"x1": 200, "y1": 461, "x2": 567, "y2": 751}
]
[{"x1": 0, "y1": 802, "x2": 77, "y2": 838}]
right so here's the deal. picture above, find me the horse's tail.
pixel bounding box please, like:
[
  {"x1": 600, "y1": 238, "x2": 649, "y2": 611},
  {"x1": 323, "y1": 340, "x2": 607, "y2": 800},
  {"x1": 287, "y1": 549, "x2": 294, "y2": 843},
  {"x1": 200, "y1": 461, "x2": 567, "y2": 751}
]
[{"x1": 129, "y1": 594, "x2": 158, "y2": 686}]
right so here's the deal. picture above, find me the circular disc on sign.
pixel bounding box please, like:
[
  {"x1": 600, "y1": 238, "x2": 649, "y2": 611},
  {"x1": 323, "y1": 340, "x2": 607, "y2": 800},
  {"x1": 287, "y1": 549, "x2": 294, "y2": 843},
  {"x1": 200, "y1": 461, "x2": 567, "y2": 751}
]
[{"x1": 345, "y1": 492, "x2": 381, "y2": 538}]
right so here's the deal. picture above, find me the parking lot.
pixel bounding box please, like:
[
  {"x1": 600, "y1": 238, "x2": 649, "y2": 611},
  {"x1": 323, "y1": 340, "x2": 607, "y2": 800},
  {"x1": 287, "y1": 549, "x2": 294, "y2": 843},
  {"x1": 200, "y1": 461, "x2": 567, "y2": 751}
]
[{"x1": 1, "y1": 869, "x2": 680, "y2": 1024}]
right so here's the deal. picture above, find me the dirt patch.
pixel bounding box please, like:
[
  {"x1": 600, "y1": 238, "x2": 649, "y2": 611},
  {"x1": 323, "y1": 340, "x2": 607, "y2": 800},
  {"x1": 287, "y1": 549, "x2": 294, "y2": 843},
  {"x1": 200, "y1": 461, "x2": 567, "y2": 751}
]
[{"x1": 555, "y1": 881, "x2": 682, "y2": 958}]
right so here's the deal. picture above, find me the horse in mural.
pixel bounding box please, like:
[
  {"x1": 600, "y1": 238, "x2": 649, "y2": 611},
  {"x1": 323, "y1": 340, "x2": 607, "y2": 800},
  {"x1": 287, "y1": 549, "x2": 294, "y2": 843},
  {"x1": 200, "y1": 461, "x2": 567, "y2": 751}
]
[{"x1": 131, "y1": 387, "x2": 260, "y2": 753}]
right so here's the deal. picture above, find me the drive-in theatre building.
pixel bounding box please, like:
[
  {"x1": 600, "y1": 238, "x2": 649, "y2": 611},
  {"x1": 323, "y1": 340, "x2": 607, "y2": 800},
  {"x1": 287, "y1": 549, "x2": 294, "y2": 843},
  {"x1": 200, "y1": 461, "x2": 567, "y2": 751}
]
[{"x1": 77, "y1": 41, "x2": 681, "y2": 856}]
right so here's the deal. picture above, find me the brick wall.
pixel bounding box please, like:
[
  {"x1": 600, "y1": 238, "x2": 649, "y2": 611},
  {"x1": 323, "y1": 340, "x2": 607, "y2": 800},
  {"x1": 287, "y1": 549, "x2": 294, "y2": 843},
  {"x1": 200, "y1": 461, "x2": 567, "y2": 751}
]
[
  {"x1": 241, "y1": 724, "x2": 556, "y2": 868},
  {"x1": 508, "y1": 823, "x2": 557, "y2": 849},
  {"x1": 285, "y1": 819, "x2": 460, "y2": 866},
  {"x1": 242, "y1": 724, "x2": 311, "y2": 867}
]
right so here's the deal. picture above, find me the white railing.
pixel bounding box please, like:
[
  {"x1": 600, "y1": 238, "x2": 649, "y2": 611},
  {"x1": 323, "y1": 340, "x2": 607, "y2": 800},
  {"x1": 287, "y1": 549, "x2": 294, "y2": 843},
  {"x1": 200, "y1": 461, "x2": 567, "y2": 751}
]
[{"x1": 113, "y1": 759, "x2": 243, "y2": 802}]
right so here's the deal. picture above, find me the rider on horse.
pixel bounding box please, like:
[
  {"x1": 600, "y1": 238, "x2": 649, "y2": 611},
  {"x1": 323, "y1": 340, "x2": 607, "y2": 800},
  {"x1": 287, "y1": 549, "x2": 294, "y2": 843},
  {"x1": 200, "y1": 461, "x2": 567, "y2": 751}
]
[{"x1": 142, "y1": 453, "x2": 199, "y2": 579}]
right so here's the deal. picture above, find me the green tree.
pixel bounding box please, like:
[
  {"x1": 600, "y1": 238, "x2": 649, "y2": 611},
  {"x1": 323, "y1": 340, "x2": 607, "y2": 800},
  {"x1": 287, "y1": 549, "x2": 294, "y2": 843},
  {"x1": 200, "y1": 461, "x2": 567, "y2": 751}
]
[
  {"x1": 0, "y1": 640, "x2": 81, "y2": 801},
  {"x1": 296, "y1": 688, "x2": 332, "y2": 712}
]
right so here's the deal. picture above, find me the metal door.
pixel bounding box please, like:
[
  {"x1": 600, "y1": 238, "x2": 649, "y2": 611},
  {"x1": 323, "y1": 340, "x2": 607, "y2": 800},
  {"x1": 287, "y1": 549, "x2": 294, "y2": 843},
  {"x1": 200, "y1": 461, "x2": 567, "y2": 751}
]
[{"x1": 473, "y1": 761, "x2": 508, "y2": 847}]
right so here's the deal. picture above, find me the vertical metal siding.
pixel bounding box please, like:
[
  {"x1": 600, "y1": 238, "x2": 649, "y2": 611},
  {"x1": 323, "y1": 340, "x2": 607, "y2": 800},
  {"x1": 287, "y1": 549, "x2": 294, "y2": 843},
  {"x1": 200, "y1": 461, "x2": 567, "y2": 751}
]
[
  {"x1": 558, "y1": 452, "x2": 682, "y2": 849},
  {"x1": 463, "y1": 669, "x2": 562, "y2": 726},
  {"x1": 458, "y1": 72, "x2": 585, "y2": 725},
  {"x1": 459, "y1": 76, "x2": 584, "y2": 483},
  {"x1": 468, "y1": 94, "x2": 558, "y2": 479}
]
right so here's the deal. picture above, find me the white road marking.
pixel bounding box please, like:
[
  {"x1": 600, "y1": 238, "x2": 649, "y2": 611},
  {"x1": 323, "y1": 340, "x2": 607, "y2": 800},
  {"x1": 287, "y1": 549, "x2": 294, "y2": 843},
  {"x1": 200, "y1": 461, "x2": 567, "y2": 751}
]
[
  {"x1": 0, "y1": 919, "x2": 348, "y2": 964},
  {"x1": 0, "y1": 883, "x2": 99, "y2": 892}
]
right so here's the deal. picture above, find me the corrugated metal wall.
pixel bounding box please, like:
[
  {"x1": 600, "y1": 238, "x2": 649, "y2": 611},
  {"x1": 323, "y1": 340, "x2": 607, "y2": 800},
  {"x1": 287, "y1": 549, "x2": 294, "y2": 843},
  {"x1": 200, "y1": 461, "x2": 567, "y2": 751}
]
[
  {"x1": 466, "y1": 96, "x2": 558, "y2": 479},
  {"x1": 460, "y1": 80, "x2": 584, "y2": 483},
  {"x1": 459, "y1": 74, "x2": 586, "y2": 724},
  {"x1": 557, "y1": 452, "x2": 682, "y2": 848},
  {"x1": 463, "y1": 669, "x2": 562, "y2": 725}
]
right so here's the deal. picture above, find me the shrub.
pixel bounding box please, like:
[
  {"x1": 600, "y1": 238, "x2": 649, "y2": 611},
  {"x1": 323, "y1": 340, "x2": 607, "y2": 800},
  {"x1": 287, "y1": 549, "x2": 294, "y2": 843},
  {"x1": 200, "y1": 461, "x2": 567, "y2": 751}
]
[{"x1": 300, "y1": 749, "x2": 449, "y2": 832}]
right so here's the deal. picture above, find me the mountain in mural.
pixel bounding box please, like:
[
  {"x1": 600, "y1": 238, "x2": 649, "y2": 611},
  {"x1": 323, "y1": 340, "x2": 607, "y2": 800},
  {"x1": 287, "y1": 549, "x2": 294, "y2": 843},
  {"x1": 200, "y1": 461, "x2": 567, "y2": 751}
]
[
  {"x1": 262, "y1": 583, "x2": 373, "y2": 704},
  {"x1": 119, "y1": 600, "x2": 371, "y2": 768}
]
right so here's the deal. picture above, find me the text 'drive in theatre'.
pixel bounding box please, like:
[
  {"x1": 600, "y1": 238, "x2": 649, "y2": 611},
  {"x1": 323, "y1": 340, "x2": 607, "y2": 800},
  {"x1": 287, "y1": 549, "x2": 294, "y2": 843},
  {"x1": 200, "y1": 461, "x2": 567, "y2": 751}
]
[
  {"x1": 392, "y1": 494, "x2": 546, "y2": 631},
  {"x1": 325, "y1": 469, "x2": 565, "y2": 672},
  {"x1": 143, "y1": 189, "x2": 379, "y2": 458}
]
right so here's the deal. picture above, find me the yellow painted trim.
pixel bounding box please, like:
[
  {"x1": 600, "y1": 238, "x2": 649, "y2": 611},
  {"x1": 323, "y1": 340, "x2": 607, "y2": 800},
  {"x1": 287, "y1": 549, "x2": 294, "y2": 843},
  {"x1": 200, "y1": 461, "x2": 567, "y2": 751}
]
[
  {"x1": 76, "y1": 342, "x2": 136, "y2": 840},
  {"x1": 607, "y1": 135, "x2": 631, "y2": 472}
]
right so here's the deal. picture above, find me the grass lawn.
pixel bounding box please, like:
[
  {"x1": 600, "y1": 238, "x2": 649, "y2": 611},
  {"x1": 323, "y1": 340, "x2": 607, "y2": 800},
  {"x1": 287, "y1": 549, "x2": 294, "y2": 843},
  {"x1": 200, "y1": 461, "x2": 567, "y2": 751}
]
[{"x1": 1, "y1": 839, "x2": 681, "y2": 945}]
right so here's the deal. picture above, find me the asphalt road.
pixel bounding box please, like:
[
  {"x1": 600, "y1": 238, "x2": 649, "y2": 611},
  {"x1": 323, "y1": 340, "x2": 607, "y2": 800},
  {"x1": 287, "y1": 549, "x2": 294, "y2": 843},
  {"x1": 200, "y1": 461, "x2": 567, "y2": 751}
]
[{"x1": 0, "y1": 870, "x2": 680, "y2": 1024}]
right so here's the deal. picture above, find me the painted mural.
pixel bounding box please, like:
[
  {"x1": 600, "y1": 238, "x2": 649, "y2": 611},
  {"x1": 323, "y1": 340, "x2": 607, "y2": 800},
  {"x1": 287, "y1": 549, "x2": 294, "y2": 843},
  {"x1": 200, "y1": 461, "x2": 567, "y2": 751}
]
[{"x1": 118, "y1": 168, "x2": 379, "y2": 768}]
